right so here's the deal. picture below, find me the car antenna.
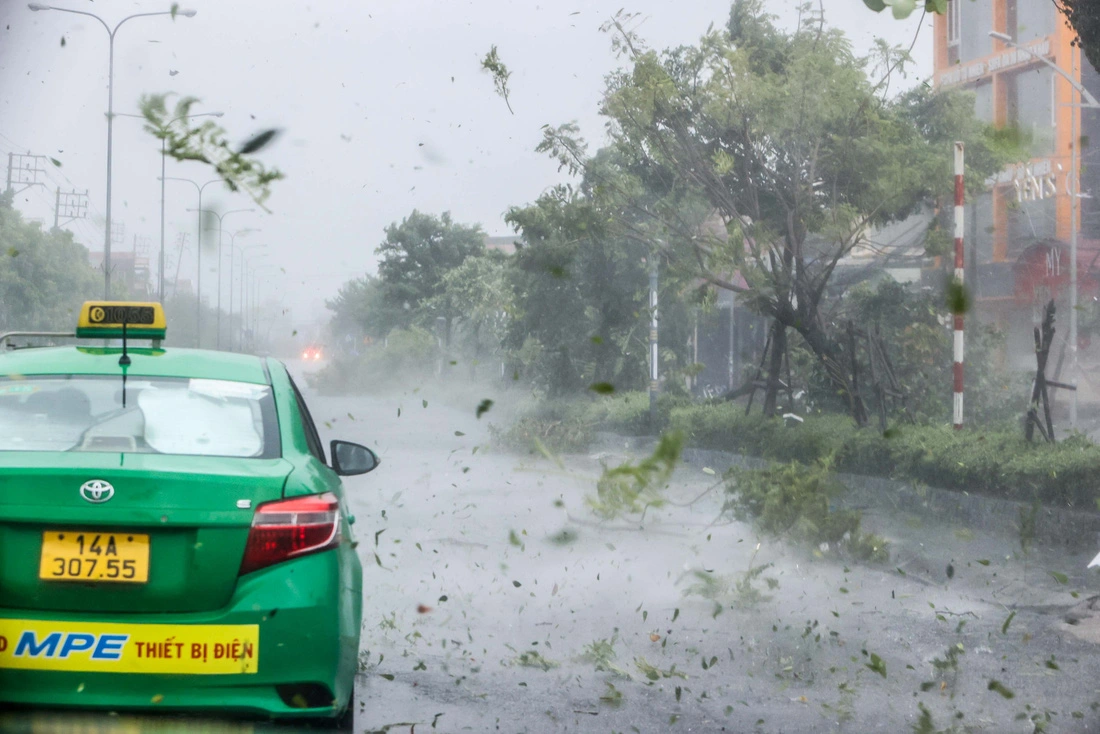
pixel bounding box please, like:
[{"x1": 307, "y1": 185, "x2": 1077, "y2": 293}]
[
  {"x1": 119, "y1": 320, "x2": 131, "y2": 367},
  {"x1": 119, "y1": 320, "x2": 130, "y2": 408}
]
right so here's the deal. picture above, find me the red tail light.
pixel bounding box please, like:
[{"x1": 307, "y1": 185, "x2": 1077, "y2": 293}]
[{"x1": 239, "y1": 493, "x2": 341, "y2": 576}]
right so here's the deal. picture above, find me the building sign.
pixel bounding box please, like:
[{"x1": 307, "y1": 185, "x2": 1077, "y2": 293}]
[
  {"x1": 986, "y1": 159, "x2": 1062, "y2": 202},
  {"x1": 938, "y1": 38, "x2": 1052, "y2": 87}
]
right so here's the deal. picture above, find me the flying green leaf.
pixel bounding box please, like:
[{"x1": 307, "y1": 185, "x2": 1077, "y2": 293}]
[
  {"x1": 864, "y1": 652, "x2": 886, "y2": 678},
  {"x1": 945, "y1": 281, "x2": 970, "y2": 315},
  {"x1": 476, "y1": 398, "x2": 493, "y2": 418},
  {"x1": 987, "y1": 679, "x2": 1015, "y2": 699},
  {"x1": 237, "y1": 128, "x2": 281, "y2": 155}
]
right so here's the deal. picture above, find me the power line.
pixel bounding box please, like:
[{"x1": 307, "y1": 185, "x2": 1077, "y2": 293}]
[{"x1": 0, "y1": 137, "x2": 107, "y2": 223}]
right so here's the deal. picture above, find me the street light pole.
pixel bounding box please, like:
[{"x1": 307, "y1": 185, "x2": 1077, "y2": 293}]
[
  {"x1": 226, "y1": 229, "x2": 259, "y2": 350},
  {"x1": 189, "y1": 208, "x2": 254, "y2": 349},
  {"x1": 249, "y1": 266, "x2": 275, "y2": 353},
  {"x1": 239, "y1": 247, "x2": 267, "y2": 350},
  {"x1": 27, "y1": 4, "x2": 196, "y2": 299},
  {"x1": 1071, "y1": 44, "x2": 1081, "y2": 426},
  {"x1": 163, "y1": 177, "x2": 220, "y2": 346},
  {"x1": 116, "y1": 111, "x2": 222, "y2": 302},
  {"x1": 989, "y1": 30, "x2": 1096, "y2": 427}
]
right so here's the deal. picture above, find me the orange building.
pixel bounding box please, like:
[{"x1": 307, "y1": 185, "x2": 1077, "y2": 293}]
[{"x1": 933, "y1": 0, "x2": 1100, "y2": 361}]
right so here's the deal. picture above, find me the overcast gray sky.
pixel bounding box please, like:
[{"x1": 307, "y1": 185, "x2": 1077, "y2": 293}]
[{"x1": 0, "y1": 0, "x2": 932, "y2": 328}]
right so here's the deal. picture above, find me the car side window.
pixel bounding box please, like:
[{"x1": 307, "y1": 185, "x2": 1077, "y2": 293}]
[{"x1": 288, "y1": 376, "x2": 326, "y2": 465}]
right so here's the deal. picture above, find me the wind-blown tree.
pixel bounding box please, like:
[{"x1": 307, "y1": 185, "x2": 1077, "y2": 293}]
[
  {"x1": 374, "y1": 211, "x2": 486, "y2": 345},
  {"x1": 0, "y1": 190, "x2": 102, "y2": 332},
  {"x1": 504, "y1": 174, "x2": 698, "y2": 397},
  {"x1": 325, "y1": 275, "x2": 395, "y2": 345},
  {"x1": 1056, "y1": 1, "x2": 1100, "y2": 73},
  {"x1": 431, "y1": 252, "x2": 513, "y2": 376},
  {"x1": 539, "y1": 0, "x2": 1011, "y2": 417}
]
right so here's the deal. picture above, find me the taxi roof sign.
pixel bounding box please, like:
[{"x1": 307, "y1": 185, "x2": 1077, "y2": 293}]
[{"x1": 76, "y1": 301, "x2": 167, "y2": 340}]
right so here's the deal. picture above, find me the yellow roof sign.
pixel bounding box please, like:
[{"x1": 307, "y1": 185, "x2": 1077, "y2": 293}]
[{"x1": 75, "y1": 301, "x2": 167, "y2": 340}]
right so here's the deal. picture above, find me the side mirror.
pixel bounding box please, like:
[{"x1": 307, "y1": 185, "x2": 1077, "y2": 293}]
[{"x1": 330, "y1": 440, "x2": 380, "y2": 476}]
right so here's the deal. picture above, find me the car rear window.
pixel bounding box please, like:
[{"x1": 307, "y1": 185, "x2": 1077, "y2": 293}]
[{"x1": 0, "y1": 375, "x2": 280, "y2": 458}]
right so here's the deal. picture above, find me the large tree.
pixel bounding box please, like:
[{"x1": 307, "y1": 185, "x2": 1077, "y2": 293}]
[
  {"x1": 540, "y1": 0, "x2": 1010, "y2": 417},
  {"x1": 374, "y1": 210, "x2": 485, "y2": 344},
  {"x1": 1056, "y1": 1, "x2": 1100, "y2": 74},
  {"x1": 431, "y1": 252, "x2": 513, "y2": 375},
  {"x1": 504, "y1": 166, "x2": 698, "y2": 396},
  {"x1": 0, "y1": 190, "x2": 102, "y2": 332}
]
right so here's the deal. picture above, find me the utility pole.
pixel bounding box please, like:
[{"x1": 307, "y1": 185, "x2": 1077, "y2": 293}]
[
  {"x1": 648, "y1": 258, "x2": 659, "y2": 427},
  {"x1": 54, "y1": 188, "x2": 89, "y2": 229},
  {"x1": 134, "y1": 234, "x2": 152, "y2": 296},
  {"x1": 953, "y1": 142, "x2": 965, "y2": 430},
  {"x1": 1069, "y1": 42, "x2": 1081, "y2": 428},
  {"x1": 171, "y1": 232, "x2": 189, "y2": 300},
  {"x1": 5, "y1": 153, "x2": 47, "y2": 194}
]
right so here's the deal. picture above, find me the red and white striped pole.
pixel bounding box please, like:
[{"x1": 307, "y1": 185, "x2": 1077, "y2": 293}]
[{"x1": 953, "y1": 142, "x2": 965, "y2": 430}]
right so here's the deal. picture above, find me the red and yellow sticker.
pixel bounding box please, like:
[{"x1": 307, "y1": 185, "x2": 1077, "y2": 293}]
[{"x1": 0, "y1": 620, "x2": 258, "y2": 675}]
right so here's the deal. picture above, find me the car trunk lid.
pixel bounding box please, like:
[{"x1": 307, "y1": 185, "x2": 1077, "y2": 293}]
[{"x1": 0, "y1": 452, "x2": 292, "y2": 613}]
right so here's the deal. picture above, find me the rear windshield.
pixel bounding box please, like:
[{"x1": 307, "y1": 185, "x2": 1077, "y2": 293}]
[{"x1": 0, "y1": 375, "x2": 280, "y2": 458}]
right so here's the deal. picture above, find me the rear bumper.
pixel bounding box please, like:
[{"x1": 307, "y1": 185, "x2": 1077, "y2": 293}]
[{"x1": 0, "y1": 550, "x2": 359, "y2": 720}]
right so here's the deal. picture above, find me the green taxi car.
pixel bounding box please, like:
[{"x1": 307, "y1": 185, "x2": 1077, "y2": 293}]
[{"x1": 0, "y1": 302, "x2": 375, "y2": 728}]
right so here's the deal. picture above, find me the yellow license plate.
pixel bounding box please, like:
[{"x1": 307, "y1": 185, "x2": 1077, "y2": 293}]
[{"x1": 38, "y1": 531, "x2": 149, "y2": 583}]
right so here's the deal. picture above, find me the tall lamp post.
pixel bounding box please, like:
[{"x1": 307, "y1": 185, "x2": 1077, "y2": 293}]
[
  {"x1": 249, "y1": 264, "x2": 276, "y2": 353},
  {"x1": 116, "y1": 111, "x2": 223, "y2": 302},
  {"x1": 163, "y1": 177, "x2": 221, "y2": 346},
  {"x1": 989, "y1": 31, "x2": 1099, "y2": 427},
  {"x1": 239, "y1": 246, "x2": 268, "y2": 350},
  {"x1": 189, "y1": 208, "x2": 254, "y2": 349},
  {"x1": 27, "y1": 4, "x2": 196, "y2": 298},
  {"x1": 226, "y1": 229, "x2": 260, "y2": 350}
]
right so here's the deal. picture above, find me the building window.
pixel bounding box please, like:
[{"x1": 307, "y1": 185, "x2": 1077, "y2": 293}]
[
  {"x1": 1009, "y1": 0, "x2": 1056, "y2": 44},
  {"x1": 947, "y1": 0, "x2": 960, "y2": 65},
  {"x1": 958, "y1": 0, "x2": 993, "y2": 62},
  {"x1": 1008, "y1": 66, "x2": 1056, "y2": 157}
]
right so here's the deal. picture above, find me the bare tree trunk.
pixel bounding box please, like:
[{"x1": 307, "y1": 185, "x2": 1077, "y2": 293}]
[
  {"x1": 783, "y1": 309, "x2": 863, "y2": 424},
  {"x1": 762, "y1": 321, "x2": 786, "y2": 417}
]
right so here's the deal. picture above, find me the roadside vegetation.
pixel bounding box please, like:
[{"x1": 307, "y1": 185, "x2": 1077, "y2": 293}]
[{"x1": 492, "y1": 393, "x2": 1100, "y2": 510}]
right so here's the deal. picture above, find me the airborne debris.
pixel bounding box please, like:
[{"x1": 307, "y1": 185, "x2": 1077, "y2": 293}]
[{"x1": 480, "y1": 45, "x2": 514, "y2": 114}]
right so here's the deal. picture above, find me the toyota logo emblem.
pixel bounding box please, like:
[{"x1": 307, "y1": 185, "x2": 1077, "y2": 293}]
[{"x1": 80, "y1": 480, "x2": 114, "y2": 504}]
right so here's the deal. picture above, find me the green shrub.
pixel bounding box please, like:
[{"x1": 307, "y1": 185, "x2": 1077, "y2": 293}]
[
  {"x1": 588, "y1": 431, "x2": 683, "y2": 519},
  {"x1": 498, "y1": 394, "x2": 1100, "y2": 509},
  {"x1": 668, "y1": 404, "x2": 854, "y2": 463},
  {"x1": 489, "y1": 400, "x2": 595, "y2": 454},
  {"x1": 724, "y1": 458, "x2": 889, "y2": 562}
]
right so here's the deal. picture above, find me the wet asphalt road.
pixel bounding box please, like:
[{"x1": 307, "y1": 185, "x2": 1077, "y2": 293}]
[
  {"x1": 7, "y1": 366, "x2": 1100, "y2": 733},
  {"x1": 309, "y1": 383, "x2": 1100, "y2": 734}
]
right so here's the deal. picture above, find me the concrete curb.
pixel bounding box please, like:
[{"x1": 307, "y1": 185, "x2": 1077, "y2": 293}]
[{"x1": 594, "y1": 432, "x2": 1100, "y2": 553}]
